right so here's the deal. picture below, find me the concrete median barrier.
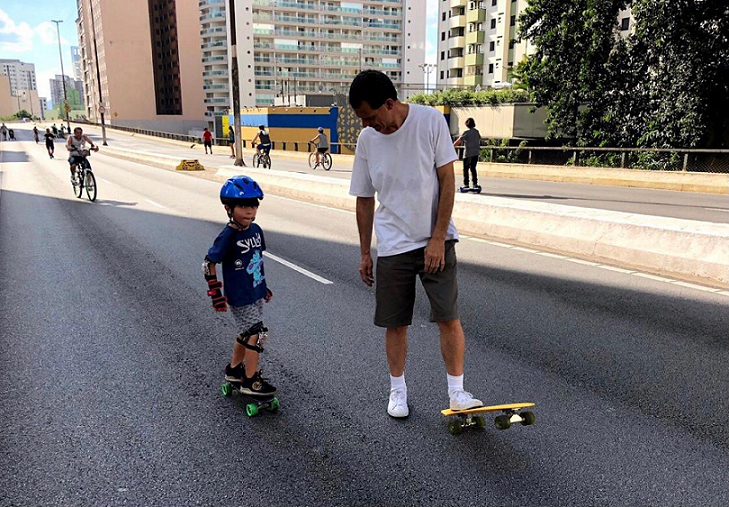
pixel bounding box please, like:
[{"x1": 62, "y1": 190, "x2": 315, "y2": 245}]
[
  {"x1": 97, "y1": 146, "x2": 206, "y2": 171},
  {"x1": 218, "y1": 165, "x2": 729, "y2": 286}
]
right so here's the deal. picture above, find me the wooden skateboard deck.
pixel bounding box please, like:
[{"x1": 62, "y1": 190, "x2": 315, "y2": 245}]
[
  {"x1": 221, "y1": 381, "x2": 280, "y2": 417},
  {"x1": 442, "y1": 402, "x2": 536, "y2": 434}
]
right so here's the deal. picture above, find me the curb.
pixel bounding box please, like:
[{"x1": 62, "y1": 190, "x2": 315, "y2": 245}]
[{"x1": 217, "y1": 165, "x2": 729, "y2": 287}]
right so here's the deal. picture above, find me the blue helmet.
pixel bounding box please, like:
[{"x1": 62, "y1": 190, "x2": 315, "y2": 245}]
[{"x1": 220, "y1": 175, "x2": 264, "y2": 206}]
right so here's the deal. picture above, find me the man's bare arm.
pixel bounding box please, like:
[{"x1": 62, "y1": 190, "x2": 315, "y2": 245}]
[
  {"x1": 356, "y1": 196, "x2": 375, "y2": 286},
  {"x1": 424, "y1": 161, "x2": 456, "y2": 273}
]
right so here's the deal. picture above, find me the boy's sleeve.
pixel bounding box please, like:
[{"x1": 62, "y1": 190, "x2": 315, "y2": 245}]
[
  {"x1": 349, "y1": 132, "x2": 376, "y2": 197},
  {"x1": 259, "y1": 226, "x2": 266, "y2": 251},
  {"x1": 206, "y1": 227, "x2": 233, "y2": 263},
  {"x1": 434, "y1": 113, "x2": 458, "y2": 169}
]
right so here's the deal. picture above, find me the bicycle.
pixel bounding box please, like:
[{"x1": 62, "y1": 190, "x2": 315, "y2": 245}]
[
  {"x1": 71, "y1": 149, "x2": 98, "y2": 202},
  {"x1": 308, "y1": 143, "x2": 332, "y2": 171},
  {"x1": 252, "y1": 144, "x2": 272, "y2": 169}
]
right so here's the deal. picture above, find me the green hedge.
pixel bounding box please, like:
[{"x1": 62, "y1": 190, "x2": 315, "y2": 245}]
[{"x1": 409, "y1": 89, "x2": 531, "y2": 107}]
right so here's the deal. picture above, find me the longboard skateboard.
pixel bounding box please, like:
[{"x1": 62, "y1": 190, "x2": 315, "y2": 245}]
[
  {"x1": 221, "y1": 381, "x2": 280, "y2": 418},
  {"x1": 441, "y1": 402, "x2": 535, "y2": 435}
]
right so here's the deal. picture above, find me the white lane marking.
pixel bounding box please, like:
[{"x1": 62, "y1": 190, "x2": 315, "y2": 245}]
[
  {"x1": 145, "y1": 198, "x2": 166, "y2": 209},
  {"x1": 264, "y1": 251, "x2": 333, "y2": 285},
  {"x1": 596, "y1": 265, "x2": 636, "y2": 274},
  {"x1": 704, "y1": 208, "x2": 729, "y2": 212},
  {"x1": 670, "y1": 281, "x2": 722, "y2": 293},
  {"x1": 632, "y1": 272, "x2": 675, "y2": 283},
  {"x1": 464, "y1": 236, "x2": 727, "y2": 295},
  {"x1": 268, "y1": 194, "x2": 354, "y2": 214},
  {"x1": 99, "y1": 178, "x2": 111, "y2": 184}
]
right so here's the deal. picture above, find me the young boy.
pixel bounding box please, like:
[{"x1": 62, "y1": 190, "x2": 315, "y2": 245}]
[
  {"x1": 202, "y1": 128, "x2": 213, "y2": 154},
  {"x1": 203, "y1": 175, "x2": 276, "y2": 396}
]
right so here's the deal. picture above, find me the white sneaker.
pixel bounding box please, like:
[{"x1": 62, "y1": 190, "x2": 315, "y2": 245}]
[
  {"x1": 387, "y1": 388, "x2": 409, "y2": 418},
  {"x1": 449, "y1": 390, "x2": 483, "y2": 411}
]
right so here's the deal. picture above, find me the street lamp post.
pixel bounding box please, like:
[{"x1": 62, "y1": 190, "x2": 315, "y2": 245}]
[
  {"x1": 88, "y1": 0, "x2": 108, "y2": 145},
  {"x1": 51, "y1": 20, "x2": 71, "y2": 133},
  {"x1": 228, "y1": 0, "x2": 245, "y2": 167},
  {"x1": 417, "y1": 63, "x2": 437, "y2": 95}
]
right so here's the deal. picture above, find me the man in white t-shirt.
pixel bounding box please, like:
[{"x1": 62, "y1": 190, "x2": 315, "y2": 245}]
[{"x1": 348, "y1": 70, "x2": 483, "y2": 418}]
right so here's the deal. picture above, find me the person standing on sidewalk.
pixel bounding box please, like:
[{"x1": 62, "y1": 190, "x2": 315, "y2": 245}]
[
  {"x1": 348, "y1": 70, "x2": 483, "y2": 418},
  {"x1": 203, "y1": 128, "x2": 214, "y2": 154},
  {"x1": 453, "y1": 118, "x2": 482, "y2": 192},
  {"x1": 0, "y1": 123, "x2": 7, "y2": 141},
  {"x1": 228, "y1": 126, "x2": 235, "y2": 159}
]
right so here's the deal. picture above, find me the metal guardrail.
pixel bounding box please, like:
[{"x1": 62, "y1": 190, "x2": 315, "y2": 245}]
[
  {"x1": 77, "y1": 121, "x2": 728, "y2": 173},
  {"x1": 459, "y1": 145, "x2": 729, "y2": 174}
]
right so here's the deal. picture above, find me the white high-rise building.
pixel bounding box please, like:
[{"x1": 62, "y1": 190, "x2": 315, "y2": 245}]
[
  {"x1": 0, "y1": 59, "x2": 37, "y2": 96},
  {"x1": 228, "y1": 0, "x2": 426, "y2": 107},
  {"x1": 199, "y1": 0, "x2": 230, "y2": 134}
]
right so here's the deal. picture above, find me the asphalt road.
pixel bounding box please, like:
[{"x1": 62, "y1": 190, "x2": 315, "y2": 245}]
[
  {"x1": 1, "y1": 134, "x2": 729, "y2": 506},
  {"x1": 29, "y1": 121, "x2": 729, "y2": 224}
]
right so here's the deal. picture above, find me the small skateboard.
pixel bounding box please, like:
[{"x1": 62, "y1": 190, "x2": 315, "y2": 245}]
[
  {"x1": 441, "y1": 402, "x2": 535, "y2": 435},
  {"x1": 459, "y1": 185, "x2": 482, "y2": 194},
  {"x1": 221, "y1": 381, "x2": 280, "y2": 418}
]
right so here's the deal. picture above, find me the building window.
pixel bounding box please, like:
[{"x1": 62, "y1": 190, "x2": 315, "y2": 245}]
[
  {"x1": 440, "y1": 70, "x2": 444, "y2": 79},
  {"x1": 488, "y1": 63, "x2": 494, "y2": 73},
  {"x1": 489, "y1": 41, "x2": 495, "y2": 52},
  {"x1": 491, "y1": 0, "x2": 496, "y2": 5},
  {"x1": 621, "y1": 17, "x2": 630, "y2": 31},
  {"x1": 510, "y1": 15, "x2": 516, "y2": 26},
  {"x1": 509, "y1": 39, "x2": 515, "y2": 49},
  {"x1": 441, "y1": 31, "x2": 446, "y2": 41},
  {"x1": 442, "y1": 12, "x2": 446, "y2": 21},
  {"x1": 490, "y1": 18, "x2": 496, "y2": 29}
]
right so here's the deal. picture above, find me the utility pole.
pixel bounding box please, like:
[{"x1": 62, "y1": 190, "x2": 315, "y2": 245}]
[
  {"x1": 228, "y1": 0, "x2": 245, "y2": 166},
  {"x1": 51, "y1": 20, "x2": 71, "y2": 133},
  {"x1": 88, "y1": 0, "x2": 108, "y2": 145}
]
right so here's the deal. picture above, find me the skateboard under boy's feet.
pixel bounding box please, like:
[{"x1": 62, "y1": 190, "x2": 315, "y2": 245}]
[
  {"x1": 469, "y1": 185, "x2": 482, "y2": 194},
  {"x1": 441, "y1": 402, "x2": 535, "y2": 435},
  {"x1": 221, "y1": 380, "x2": 280, "y2": 417}
]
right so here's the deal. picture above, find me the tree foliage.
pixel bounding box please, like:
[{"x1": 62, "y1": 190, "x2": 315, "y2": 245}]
[{"x1": 518, "y1": 0, "x2": 729, "y2": 148}]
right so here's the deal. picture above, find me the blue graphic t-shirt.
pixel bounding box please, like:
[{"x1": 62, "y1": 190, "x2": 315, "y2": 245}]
[{"x1": 206, "y1": 223, "x2": 267, "y2": 306}]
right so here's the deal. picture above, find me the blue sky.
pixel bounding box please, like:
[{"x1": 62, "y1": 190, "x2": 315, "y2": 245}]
[{"x1": 1, "y1": 0, "x2": 438, "y2": 104}]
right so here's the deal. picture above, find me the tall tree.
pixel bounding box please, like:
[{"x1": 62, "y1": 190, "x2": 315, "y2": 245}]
[{"x1": 517, "y1": 0, "x2": 628, "y2": 145}]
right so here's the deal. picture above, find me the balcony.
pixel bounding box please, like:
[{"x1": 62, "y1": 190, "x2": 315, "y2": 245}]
[
  {"x1": 448, "y1": 36, "x2": 465, "y2": 49},
  {"x1": 466, "y1": 8, "x2": 486, "y2": 23},
  {"x1": 465, "y1": 53, "x2": 484, "y2": 66},
  {"x1": 450, "y1": 0, "x2": 466, "y2": 7},
  {"x1": 466, "y1": 30, "x2": 485, "y2": 44},
  {"x1": 448, "y1": 15, "x2": 466, "y2": 30},
  {"x1": 448, "y1": 56, "x2": 465, "y2": 69}
]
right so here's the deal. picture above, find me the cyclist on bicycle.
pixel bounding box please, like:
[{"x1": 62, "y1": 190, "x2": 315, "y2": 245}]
[
  {"x1": 66, "y1": 127, "x2": 98, "y2": 184},
  {"x1": 252, "y1": 125, "x2": 272, "y2": 158},
  {"x1": 309, "y1": 127, "x2": 329, "y2": 167}
]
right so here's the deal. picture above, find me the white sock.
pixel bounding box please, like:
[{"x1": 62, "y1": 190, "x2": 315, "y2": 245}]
[
  {"x1": 447, "y1": 374, "x2": 464, "y2": 397},
  {"x1": 390, "y1": 374, "x2": 406, "y2": 392}
]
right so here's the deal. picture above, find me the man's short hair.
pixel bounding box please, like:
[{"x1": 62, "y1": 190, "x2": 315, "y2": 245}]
[
  {"x1": 74, "y1": 127, "x2": 83, "y2": 133},
  {"x1": 349, "y1": 70, "x2": 398, "y2": 110}
]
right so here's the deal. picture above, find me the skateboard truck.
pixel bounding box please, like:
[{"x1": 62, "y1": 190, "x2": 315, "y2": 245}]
[{"x1": 442, "y1": 402, "x2": 536, "y2": 435}]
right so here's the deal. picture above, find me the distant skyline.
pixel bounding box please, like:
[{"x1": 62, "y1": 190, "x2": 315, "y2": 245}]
[{"x1": 0, "y1": 0, "x2": 439, "y2": 106}]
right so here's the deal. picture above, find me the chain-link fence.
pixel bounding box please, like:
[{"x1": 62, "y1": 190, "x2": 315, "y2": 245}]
[{"x1": 469, "y1": 146, "x2": 729, "y2": 173}]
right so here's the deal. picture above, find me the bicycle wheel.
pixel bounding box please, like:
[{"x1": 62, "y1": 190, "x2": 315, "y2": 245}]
[
  {"x1": 322, "y1": 153, "x2": 332, "y2": 171},
  {"x1": 253, "y1": 153, "x2": 260, "y2": 168},
  {"x1": 264, "y1": 154, "x2": 271, "y2": 169},
  {"x1": 84, "y1": 171, "x2": 97, "y2": 202},
  {"x1": 74, "y1": 170, "x2": 84, "y2": 198},
  {"x1": 308, "y1": 152, "x2": 316, "y2": 169}
]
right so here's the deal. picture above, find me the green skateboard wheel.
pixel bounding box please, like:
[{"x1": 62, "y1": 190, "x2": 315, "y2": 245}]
[
  {"x1": 246, "y1": 403, "x2": 259, "y2": 417},
  {"x1": 494, "y1": 414, "x2": 511, "y2": 430},
  {"x1": 520, "y1": 411, "x2": 536, "y2": 426},
  {"x1": 475, "y1": 416, "x2": 486, "y2": 430},
  {"x1": 448, "y1": 419, "x2": 464, "y2": 435},
  {"x1": 221, "y1": 383, "x2": 232, "y2": 396},
  {"x1": 269, "y1": 397, "x2": 280, "y2": 412}
]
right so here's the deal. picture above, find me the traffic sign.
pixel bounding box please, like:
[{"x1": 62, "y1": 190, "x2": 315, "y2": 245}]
[{"x1": 98, "y1": 105, "x2": 106, "y2": 115}]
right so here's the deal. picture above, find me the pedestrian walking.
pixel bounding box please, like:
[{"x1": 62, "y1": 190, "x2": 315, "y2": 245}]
[
  {"x1": 228, "y1": 126, "x2": 236, "y2": 159},
  {"x1": 203, "y1": 128, "x2": 214, "y2": 154},
  {"x1": 44, "y1": 128, "x2": 55, "y2": 159},
  {"x1": 33, "y1": 125, "x2": 40, "y2": 144},
  {"x1": 348, "y1": 70, "x2": 483, "y2": 418},
  {"x1": 0, "y1": 123, "x2": 7, "y2": 141}
]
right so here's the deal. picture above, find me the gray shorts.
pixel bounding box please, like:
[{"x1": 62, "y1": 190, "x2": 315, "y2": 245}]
[
  {"x1": 229, "y1": 299, "x2": 265, "y2": 331},
  {"x1": 374, "y1": 240, "x2": 459, "y2": 328}
]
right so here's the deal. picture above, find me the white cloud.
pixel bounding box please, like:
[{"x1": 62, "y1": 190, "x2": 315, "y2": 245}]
[{"x1": 0, "y1": 7, "x2": 70, "y2": 53}]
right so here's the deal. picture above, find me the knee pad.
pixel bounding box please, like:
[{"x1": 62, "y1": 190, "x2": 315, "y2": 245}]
[{"x1": 236, "y1": 322, "x2": 269, "y2": 353}]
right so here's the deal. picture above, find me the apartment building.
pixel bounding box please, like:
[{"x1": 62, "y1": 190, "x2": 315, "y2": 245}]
[
  {"x1": 228, "y1": 0, "x2": 426, "y2": 107},
  {"x1": 437, "y1": 0, "x2": 634, "y2": 89},
  {"x1": 199, "y1": 0, "x2": 230, "y2": 134},
  {"x1": 71, "y1": 46, "x2": 83, "y2": 81},
  {"x1": 75, "y1": 0, "x2": 205, "y2": 134},
  {"x1": 0, "y1": 59, "x2": 37, "y2": 97},
  {"x1": 50, "y1": 75, "x2": 85, "y2": 108}
]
